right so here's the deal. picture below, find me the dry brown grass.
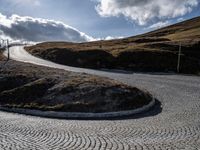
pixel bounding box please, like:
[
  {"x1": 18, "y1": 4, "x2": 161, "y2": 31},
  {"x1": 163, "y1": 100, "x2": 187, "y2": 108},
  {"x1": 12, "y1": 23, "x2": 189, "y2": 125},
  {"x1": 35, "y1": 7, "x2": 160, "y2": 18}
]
[
  {"x1": 0, "y1": 60, "x2": 152, "y2": 112},
  {"x1": 26, "y1": 16, "x2": 200, "y2": 74},
  {"x1": 27, "y1": 17, "x2": 200, "y2": 54},
  {"x1": 0, "y1": 49, "x2": 5, "y2": 61}
]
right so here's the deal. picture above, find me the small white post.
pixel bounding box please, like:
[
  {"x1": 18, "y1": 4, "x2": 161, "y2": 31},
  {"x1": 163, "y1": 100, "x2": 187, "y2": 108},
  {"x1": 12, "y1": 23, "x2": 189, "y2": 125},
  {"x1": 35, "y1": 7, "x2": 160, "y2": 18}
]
[{"x1": 177, "y1": 42, "x2": 181, "y2": 73}]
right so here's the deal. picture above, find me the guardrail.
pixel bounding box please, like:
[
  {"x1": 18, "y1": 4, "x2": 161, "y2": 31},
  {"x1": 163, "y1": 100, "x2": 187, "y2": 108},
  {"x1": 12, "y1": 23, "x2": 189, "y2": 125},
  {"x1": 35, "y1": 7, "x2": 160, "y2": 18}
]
[
  {"x1": 0, "y1": 39, "x2": 28, "y2": 60},
  {"x1": 0, "y1": 39, "x2": 27, "y2": 48}
]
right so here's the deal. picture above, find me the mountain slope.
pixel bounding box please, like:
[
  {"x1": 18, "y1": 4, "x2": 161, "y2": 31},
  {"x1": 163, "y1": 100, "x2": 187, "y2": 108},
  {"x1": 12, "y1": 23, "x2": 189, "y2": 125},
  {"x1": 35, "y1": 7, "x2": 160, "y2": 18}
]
[
  {"x1": 140, "y1": 16, "x2": 200, "y2": 40},
  {"x1": 26, "y1": 16, "x2": 200, "y2": 74}
]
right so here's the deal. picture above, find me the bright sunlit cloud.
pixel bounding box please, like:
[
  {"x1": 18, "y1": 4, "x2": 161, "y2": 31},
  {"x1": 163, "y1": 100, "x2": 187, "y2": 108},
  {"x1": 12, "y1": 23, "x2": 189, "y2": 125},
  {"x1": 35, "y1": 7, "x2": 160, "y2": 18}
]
[
  {"x1": 148, "y1": 21, "x2": 170, "y2": 29},
  {"x1": 0, "y1": 13, "x2": 94, "y2": 42},
  {"x1": 96, "y1": 0, "x2": 199, "y2": 25}
]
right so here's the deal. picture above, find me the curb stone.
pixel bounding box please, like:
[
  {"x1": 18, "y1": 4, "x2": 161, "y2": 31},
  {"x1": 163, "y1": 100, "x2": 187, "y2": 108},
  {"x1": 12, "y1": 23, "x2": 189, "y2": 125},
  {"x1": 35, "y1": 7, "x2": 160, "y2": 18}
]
[{"x1": 0, "y1": 98, "x2": 155, "y2": 119}]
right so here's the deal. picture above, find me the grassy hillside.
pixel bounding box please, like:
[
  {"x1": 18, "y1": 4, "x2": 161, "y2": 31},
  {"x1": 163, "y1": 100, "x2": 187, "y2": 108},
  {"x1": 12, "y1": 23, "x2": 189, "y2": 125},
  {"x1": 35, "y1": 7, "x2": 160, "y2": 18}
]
[
  {"x1": 0, "y1": 60, "x2": 152, "y2": 113},
  {"x1": 26, "y1": 16, "x2": 200, "y2": 74}
]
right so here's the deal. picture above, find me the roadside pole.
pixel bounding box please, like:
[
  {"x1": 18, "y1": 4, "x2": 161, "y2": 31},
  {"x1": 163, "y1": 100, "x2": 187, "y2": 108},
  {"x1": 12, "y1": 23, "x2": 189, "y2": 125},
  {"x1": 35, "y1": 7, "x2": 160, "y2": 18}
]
[
  {"x1": 177, "y1": 42, "x2": 181, "y2": 73},
  {"x1": 6, "y1": 39, "x2": 10, "y2": 61},
  {"x1": 0, "y1": 39, "x2": 2, "y2": 48}
]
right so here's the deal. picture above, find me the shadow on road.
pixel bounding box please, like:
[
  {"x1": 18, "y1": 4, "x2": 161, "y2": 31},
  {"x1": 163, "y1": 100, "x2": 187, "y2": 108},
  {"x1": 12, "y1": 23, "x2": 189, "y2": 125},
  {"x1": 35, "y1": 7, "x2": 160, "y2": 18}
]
[{"x1": 98, "y1": 68, "x2": 199, "y2": 77}]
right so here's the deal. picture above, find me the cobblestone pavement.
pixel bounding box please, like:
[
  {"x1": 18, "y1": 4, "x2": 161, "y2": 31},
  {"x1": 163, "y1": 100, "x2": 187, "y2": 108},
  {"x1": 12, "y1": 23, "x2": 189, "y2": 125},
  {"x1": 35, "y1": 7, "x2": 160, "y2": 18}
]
[{"x1": 0, "y1": 46, "x2": 199, "y2": 149}]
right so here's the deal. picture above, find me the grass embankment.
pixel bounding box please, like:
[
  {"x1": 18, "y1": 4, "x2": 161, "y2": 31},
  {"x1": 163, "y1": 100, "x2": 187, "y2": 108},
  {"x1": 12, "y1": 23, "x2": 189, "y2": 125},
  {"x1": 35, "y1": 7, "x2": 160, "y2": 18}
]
[
  {"x1": 0, "y1": 49, "x2": 5, "y2": 61},
  {"x1": 26, "y1": 16, "x2": 200, "y2": 74},
  {"x1": 0, "y1": 60, "x2": 152, "y2": 113}
]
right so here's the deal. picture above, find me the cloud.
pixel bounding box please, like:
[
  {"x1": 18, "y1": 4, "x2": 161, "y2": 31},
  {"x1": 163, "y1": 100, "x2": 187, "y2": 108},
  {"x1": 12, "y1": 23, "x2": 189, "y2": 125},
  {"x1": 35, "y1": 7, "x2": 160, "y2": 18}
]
[
  {"x1": 104, "y1": 36, "x2": 124, "y2": 40},
  {"x1": 96, "y1": 0, "x2": 199, "y2": 25},
  {"x1": 148, "y1": 21, "x2": 170, "y2": 29},
  {"x1": 177, "y1": 17, "x2": 185, "y2": 22},
  {"x1": 92, "y1": 35, "x2": 124, "y2": 41},
  {"x1": 0, "y1": 13, "x2": 94, "y2": 43}
]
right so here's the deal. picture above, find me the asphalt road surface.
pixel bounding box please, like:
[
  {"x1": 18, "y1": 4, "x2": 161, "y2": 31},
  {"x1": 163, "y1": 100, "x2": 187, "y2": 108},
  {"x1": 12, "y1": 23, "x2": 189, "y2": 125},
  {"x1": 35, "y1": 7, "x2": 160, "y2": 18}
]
[{"x1": 0, "y1": 46, "x2": 200, "y2": 149}]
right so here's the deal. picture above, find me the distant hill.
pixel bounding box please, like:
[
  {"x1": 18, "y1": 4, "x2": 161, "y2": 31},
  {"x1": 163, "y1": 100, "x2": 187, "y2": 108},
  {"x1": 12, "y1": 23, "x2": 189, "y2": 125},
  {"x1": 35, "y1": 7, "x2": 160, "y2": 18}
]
[
  {"x1": 26, "y1": 16, "x2": 200, "y2": 74},
  {"x1": 140, "y1": 16, "x2": 200, "y2": 41}
]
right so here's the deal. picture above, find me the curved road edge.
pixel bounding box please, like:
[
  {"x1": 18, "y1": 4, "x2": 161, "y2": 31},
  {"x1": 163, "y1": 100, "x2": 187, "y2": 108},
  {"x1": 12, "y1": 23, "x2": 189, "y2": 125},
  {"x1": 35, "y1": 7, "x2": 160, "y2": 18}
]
[
  {"x1": 0, "y1": 99, "x2": 155, "y2": 119},
  {"x1": 1, "y1": 46, "x2": 156, "y2": 119}
]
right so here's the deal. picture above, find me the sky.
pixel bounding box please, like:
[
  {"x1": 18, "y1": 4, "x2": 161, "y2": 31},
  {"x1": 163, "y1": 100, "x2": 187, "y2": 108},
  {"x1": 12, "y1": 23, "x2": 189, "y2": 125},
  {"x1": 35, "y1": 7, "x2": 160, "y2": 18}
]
[{"x1": 0, "y1": 0, "x2": 200, "y2": 42}]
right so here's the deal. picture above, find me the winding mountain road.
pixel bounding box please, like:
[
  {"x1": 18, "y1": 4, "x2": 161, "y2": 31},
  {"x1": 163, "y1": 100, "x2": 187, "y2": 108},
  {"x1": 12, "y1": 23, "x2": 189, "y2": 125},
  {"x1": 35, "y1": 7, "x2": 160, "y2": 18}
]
[{"x1": 1, "y1": 46, "x2": 200, "y2": 149}]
